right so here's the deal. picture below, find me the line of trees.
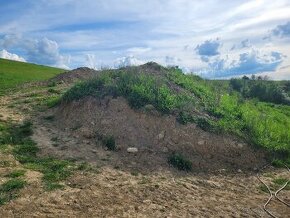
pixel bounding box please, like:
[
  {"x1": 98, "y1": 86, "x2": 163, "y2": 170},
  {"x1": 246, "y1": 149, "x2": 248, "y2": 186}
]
[{"x1": 230, "y1": 75, "x2": 290, "y2": 105}]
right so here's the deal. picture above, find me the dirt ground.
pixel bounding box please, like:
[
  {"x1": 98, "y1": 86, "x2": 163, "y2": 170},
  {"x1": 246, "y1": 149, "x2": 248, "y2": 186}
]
[
  {"x1": 33, "y1": 96, "x2": 267, "y2": 174},
  {"x1": 0, "y1": 76, "x2": 289, "y2": 217}
]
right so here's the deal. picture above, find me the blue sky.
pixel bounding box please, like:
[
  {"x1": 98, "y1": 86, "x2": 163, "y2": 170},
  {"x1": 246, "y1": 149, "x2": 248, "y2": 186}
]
[{"x1": 0, "y1": 0, "x2": 290, "y2": 79}]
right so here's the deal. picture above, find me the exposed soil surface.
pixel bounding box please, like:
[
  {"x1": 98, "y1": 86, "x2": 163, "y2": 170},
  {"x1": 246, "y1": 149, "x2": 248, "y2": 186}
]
[{"x1": 33, "y1": 96, "x2": 267, "y2": 174}]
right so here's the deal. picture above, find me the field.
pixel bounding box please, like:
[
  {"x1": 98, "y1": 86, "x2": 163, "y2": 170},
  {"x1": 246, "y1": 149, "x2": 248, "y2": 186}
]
[
  {"x1": 0, "y1": 58, "x2": 65, "y2": 95},
  {"x1": 0, "y1": 61, "x2": 289, "y2": 217}
]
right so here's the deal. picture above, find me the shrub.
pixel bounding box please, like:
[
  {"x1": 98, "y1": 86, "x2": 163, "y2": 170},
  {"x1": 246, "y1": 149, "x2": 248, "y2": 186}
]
[
  {"x1": 230, "y1": 78, "x2": 243, "y2": 92},
  {"x1": 177, "y1": 111, "x2": 196, "y2": 124},
  {"x1": 102, "y1": 135, "x2": 116, "y2": 151},
  {"x1": 168, "y1": 153, "x2": 192, "y2": 171}
]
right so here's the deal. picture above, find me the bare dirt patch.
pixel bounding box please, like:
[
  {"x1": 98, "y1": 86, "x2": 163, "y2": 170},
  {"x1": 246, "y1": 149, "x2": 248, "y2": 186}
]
[
  {"x1": 1, "y1": 167, "x2": 289, "y2": 217},
  {"x1": 33, "y1": 96, "x2": 267, "y2": 174}
]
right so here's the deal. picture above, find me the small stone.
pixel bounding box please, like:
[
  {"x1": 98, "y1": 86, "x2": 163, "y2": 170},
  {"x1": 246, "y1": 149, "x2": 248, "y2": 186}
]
[
  {"x1": 237, "y1": 143, "x2": 244, "y2": 148},
  {"x1": 162, "y1": 147, "x2": 169, "y2": 153},
  {"x1": 127, "y1": 147, "x2": 138, "y2": 153},
  {"x1": 91, "y1": 149, "x2": 97, "y2": 154},
  {"x1": 157, "y1": 131, "x2": 165, "y2": 140},
  {"x1": 198, "y1": 140, "x2": 205, "y2": 145},
  {"x1": 237, "y1": 169, "x2": 242, "y2": 173}
]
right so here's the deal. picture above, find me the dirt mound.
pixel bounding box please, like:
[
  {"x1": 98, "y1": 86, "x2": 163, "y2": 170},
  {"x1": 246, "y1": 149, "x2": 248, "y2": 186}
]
[
  {"x1": 36, "y1": 96, "x2": 268, "y2": 173},
  {"x1": 49, "y1": 67, "x2": 99, "y2": 84}
]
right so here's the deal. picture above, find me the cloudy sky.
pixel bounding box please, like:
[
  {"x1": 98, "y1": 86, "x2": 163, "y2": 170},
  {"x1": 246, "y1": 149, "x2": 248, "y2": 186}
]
[{"x1": 0, "y1": 0, "x2": 290, "y2": 79}]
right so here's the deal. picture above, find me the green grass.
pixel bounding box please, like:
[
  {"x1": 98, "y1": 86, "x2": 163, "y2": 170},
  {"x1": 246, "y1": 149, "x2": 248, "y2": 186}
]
[
  {"x1": 61, "y1": 66, "x2": 290, "y2": 166},
  {"x1": 0, "y1": 120, "x2": 75, "y2": 192},
  {"x1": 5, "y1": 169, "x2": 26, "y2": 178},
  {"x1": 0, "y1": 58, "x2": 65, "y2": 95},
  {"x1": 0, "y1": 178, "x2": 26, "y2": 205}
]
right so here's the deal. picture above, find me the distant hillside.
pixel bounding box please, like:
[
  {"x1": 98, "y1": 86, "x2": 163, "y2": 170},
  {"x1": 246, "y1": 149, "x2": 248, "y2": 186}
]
[{"x1": 0, "y1": 58, "x2": 65, "y2": 94}]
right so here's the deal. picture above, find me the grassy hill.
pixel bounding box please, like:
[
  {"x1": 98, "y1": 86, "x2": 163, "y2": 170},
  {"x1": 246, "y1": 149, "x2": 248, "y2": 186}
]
[{"x1": 0, "y1": 58, "x2": 65, "y2": 95}]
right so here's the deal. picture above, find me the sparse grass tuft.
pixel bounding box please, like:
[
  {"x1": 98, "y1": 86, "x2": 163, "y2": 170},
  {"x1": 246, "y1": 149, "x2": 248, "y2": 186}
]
[
  {"x1": 168, "y1": 153, "x2": 192, "y2": 171},
  {"x1": 5, "y1": 170, "x2": 26, "y2": 178},
  {"x1": 102, "y1": 135, "x2": 116, "y2": 151},
  {"x1": 0, "y1": 178, "x2": 26, "y2": 205}
]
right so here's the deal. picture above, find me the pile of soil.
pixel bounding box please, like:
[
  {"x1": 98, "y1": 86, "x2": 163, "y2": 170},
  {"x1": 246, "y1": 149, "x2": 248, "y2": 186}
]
[
  {"x1": 49, "y1": 67, "x2": 99, "y2": 84},
  {"x1": 34, "y1": 96, "x2": 267, "y2": 173}
]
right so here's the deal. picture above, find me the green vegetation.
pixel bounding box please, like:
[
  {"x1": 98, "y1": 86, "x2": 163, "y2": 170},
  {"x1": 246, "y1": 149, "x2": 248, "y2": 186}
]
[
  {"x1": 258, "y1": 177, "x2": 290, "y2": 193},
  {"x1": 0, "y1": 178, "x2": 26, "y2": 205},
  {"x1": 5, "y1": 169, "x2": 26, "y2": 178},
  {"x1": 230, "y1": 76, "x2": 290, "y2": 105},
  {"x1": 0, "y1": 58, "x2": 65, "y2": 95},
  {"x1": 272, "y1": 177, "x2": 290, "y2": 190},
  {"x1": 102, "y1": 135, "x2": 117, "y2": 151},
  {"x1": 168, "y1": 153, "x2": 192, "y2": 171},
  {"x1": 62, "y1": 65, "x2": 290, "y2": 166},
  {"x1": 0, "y1": 120, "x2": 74, "y2": 193}
]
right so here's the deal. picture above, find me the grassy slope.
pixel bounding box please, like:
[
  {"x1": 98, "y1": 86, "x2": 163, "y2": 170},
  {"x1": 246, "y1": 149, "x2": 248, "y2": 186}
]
[{"x1": 0, "y1": 58, "x2": 65, "y2": 94}]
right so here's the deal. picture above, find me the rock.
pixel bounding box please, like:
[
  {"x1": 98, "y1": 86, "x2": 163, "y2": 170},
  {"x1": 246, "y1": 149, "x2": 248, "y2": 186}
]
[
  {"x1": 198, "y1": 140, "x2": 205, "y2": 145},
  {"x1": 237, "y1": 143, "x2": 244, "y2": 148},
  {"x1": 162, "y1": 147, "x2": 169, "y2": 153},
  {"x1": 157, "y1": 131, "x2": 165, "y2": 140},
  {"x1": 127, "y1": 147, "x2": 138, "y2": 153},
  {"x1": 91, "y1": 149, "x2": 97, "y2": 154},
  {"x1": 237, "y1": 169, "x2": 242, "y2": 173}
]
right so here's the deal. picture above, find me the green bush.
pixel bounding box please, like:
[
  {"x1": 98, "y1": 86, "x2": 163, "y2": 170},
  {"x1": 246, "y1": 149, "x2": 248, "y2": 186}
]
[
  {"x1": 102, "y1": 135, "x2": 116, "y2": 151},
  {"x1": 168, "y1": 153, "x2": 192, "y2": 171}
]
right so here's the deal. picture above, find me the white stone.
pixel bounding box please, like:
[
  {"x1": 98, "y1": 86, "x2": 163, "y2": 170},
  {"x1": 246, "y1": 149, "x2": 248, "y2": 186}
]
[
  {"x1": 127, "y1": 147, "x2": 138, "y2": 153},
  {"x1": 157, "y1": 131, "x2": 165, "y2": 140},
  {"x1": 198, "y1": 140, "x2": 205, "y2": 145}
]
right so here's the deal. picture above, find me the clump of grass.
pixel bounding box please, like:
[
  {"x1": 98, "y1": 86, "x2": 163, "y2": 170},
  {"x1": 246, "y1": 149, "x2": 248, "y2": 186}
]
[
  {"x1": 0, "y1": 178, "x2": 26, "y2": 205},
  {"x1": 102, "y1": 135, "x2": 116, "y2": 151},
  {"x1": 168, "y1": 153, "x2": 192, "y2": 171},
  {"x1": 5, "y1": 169, "x2": 26, "y2": 178},
  {"x1": 47, "y1": 88, "x2": 61, "y2": 94},
  {"x1": 258, "y1": 184, "x2": 268, "y2": 193},
  {"x1": 272, "y1": 178, "x2": 290, "y2": 190},
  {"x1": 47, "y1": 81, "x2": 56, "y2": 87},
  {"x1": 46, "y1": 96, "x2": 61, "y2": 108}
]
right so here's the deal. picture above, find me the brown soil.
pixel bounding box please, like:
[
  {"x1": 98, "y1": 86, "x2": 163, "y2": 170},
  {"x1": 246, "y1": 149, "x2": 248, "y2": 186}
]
[
  {"x1": 48, "y1": 67, "x2": 99, "y2": 84},
  {"x1": 1, "y1": 167, "x2": 289, "y2": 217},
  {"x1": 34, "y1": 96, "x2": 267, "y2": 174}
]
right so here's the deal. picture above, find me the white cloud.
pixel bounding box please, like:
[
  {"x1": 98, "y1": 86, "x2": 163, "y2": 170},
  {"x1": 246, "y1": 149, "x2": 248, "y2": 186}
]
[
  {"x1": 0, "y1": 35, "x2": 70, "y2": 69},
  {"x1": 0, "y1": 0, "x2": 290, "y2": 78},
  {"x1": 85, "y1": 54, "x2": 97, "y2": 69},
  {"x1": 0, "y1": 49, "x2": 26, "y2": 62},
  {"x1": 114, "y1": 55, "x2": 144, "y2": 68}
]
